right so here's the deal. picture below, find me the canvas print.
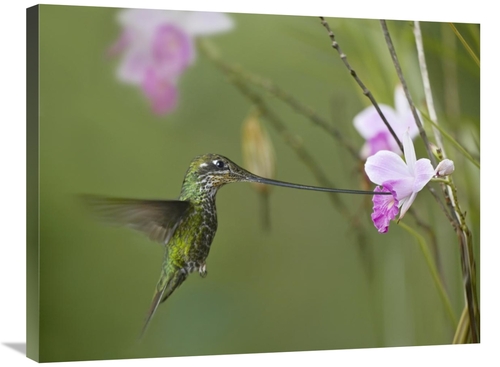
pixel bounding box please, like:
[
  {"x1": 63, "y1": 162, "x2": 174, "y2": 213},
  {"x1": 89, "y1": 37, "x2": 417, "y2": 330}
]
[{"x1": 26, "y1": 4, "x2": 480, "y2": 363}]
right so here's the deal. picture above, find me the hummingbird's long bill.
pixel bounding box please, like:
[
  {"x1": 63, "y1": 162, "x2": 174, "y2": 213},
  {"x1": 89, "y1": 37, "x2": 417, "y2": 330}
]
[{"x1": 243, "y1": 174, "x2": 391, "y2": 195}]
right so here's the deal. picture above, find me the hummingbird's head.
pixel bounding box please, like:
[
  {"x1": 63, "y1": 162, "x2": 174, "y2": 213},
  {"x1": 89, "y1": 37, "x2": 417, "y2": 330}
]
[
  {"x1": 188, "y1": 153, "x2": 251, "y2": 188},
  {"x1": 184, "y1": 153, "x2": 254, "y2": 195}
]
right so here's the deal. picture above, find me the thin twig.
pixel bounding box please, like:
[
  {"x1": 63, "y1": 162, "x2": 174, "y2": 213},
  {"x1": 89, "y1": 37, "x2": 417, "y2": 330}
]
[
  {"x1": 380, "y1": 20, "x2": 436, "y2": 166},
  {"x1": 319, "y1": 17, "x2": 404, "y2": 153},
  {"x1": 414, "y1": 21, "x2": 446, "y2": 156},
  {"x1": 229, "y1": 65, "x2": 361, "y2": 159}
]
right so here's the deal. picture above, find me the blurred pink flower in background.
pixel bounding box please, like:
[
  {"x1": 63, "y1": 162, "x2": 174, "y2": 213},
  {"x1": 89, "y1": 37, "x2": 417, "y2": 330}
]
[
  {"x1": 353, "y1": 85, "x2": 420, "y2": 159},
  {"x1": 109, "y1": 9, "x2": 234, "y2": 115}
]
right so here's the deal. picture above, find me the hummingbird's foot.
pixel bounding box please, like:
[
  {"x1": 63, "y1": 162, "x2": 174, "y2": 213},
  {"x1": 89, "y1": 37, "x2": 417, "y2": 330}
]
[{"x1": 199, "y1": 263, "x2": 207, "y2": 278}]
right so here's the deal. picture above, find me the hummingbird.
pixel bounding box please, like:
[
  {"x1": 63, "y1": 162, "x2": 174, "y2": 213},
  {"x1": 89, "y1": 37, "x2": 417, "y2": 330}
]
[{"x1": 84, "y1": 153, "x2": 389, "y2": 337}]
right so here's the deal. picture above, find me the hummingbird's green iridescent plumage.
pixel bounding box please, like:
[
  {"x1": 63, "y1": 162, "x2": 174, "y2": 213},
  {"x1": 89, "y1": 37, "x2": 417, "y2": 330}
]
[{"x1": 85, "y1": 153, "x2": 389, "y2": 337}]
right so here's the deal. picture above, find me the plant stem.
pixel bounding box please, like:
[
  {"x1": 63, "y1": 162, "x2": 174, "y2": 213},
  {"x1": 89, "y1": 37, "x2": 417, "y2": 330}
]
[
  {"x1": 379, "y1": 20, "x2": 436, "y2": 166},
  {"x1": 318, "y1": 16, "x2": 404, "y2": 153},
  {"x1": 413, "y1": 21, "x2": 446, "y2": 157},
  {"x1": 445, "y1": 167, "x2": 480, "y2": 342},
  {"x1": 448, "y1": 23, "x2": 480, "y2": 67},
  {"x1": 453, "y1": 305, "x2": 471, "y2": 344}
]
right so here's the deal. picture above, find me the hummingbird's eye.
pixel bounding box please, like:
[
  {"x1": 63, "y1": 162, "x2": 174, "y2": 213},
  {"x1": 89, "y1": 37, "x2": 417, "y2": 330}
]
[{"x1": 214, "y1": 160, "x2": 225, "y2": 169}]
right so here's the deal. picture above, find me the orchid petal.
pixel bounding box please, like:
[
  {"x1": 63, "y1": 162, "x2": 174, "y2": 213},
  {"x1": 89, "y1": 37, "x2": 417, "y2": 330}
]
[
  {"x1": 402, "y1": 131, "x2": 417, "y2": 173},
  {"x1": 118, "y1": 10, "x2": 233, "y2": 37},
  {"x1": 183, "y1": 12, "x2": 234, "y2": 35},
  {"x1": 365, "y1": 150, "x2": 411, "y2": 185},
  {"x1": 394, "y1": 85, "x2": 422, "y2": 140},
  {"x1": 394, "y1": 85, "x2": 409, "y2": 120},
  {"x1": 116, "y1": 47, "x2": 152, "y2": 84},
  {"x1": 399, "y1": 191, "x2": 418, "y2": 219},
  {"x1": 353, "y1": 104, "x2": 398, "y2": 140},
  {"x1": 141, "y1": 68, "x2": 178, "y2": 115},
  {"x1": 354, "y1": 85, "x2": 423, "y2": 158},
  {"x1": 403, "y1": 116, "x2": 420, "y2": 140},
  {"x1": 413, "y1": 158, "x2": 434, "y2": 192},
  {"x1": 118, "y1": 9, "x2": 173, "y2": 37},
  {"x1": 151, "y1": 24, "x2": 194, "y2": 76},
  {"x1": 363, "y1": 131, "x2": 395, "y2": 158},
  {"x1": 382, "y1": 178, "x2": 414, "y2": 201},
  {"x1": 371, "y1": 185, "x2": 399, "y2": 233}
]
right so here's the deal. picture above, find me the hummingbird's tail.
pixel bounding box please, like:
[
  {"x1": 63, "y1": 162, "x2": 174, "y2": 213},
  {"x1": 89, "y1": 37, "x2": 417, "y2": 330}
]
[{"x1": 139, "y1": 259, "x2": 187, "y2": 340}]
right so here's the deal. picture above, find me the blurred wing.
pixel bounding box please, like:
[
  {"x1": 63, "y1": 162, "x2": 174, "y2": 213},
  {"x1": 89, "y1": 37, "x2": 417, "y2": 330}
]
[{"x1": 82, "y1": 195, "x2": 191, "y2": 245}]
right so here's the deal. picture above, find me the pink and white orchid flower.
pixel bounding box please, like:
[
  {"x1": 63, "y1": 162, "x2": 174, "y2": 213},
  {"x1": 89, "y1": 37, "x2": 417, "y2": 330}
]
[
  {"x1": 109, "y1": 9, "x2": 234, "y2": 115},
  {"x1": 365, "y1": 131, "x2": 454, "y2": 233},
  {"x1": 354, "y1": 85, "x2": 420, "y2": 159}
]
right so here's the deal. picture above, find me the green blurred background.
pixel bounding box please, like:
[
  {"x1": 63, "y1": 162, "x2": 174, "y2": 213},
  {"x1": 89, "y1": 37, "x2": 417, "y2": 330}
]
[{"x1": 35, "y1": 5, "x2": 479, "y2": 362}]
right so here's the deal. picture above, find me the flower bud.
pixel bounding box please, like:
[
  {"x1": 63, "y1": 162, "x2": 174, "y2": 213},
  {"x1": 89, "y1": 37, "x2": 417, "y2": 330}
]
[
  {"x1": 242, "y1": 109, "x2": 276, "y2": 194},
  {"x1": 434, "y1": 159, "x2": 455, "y2": 177}
]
